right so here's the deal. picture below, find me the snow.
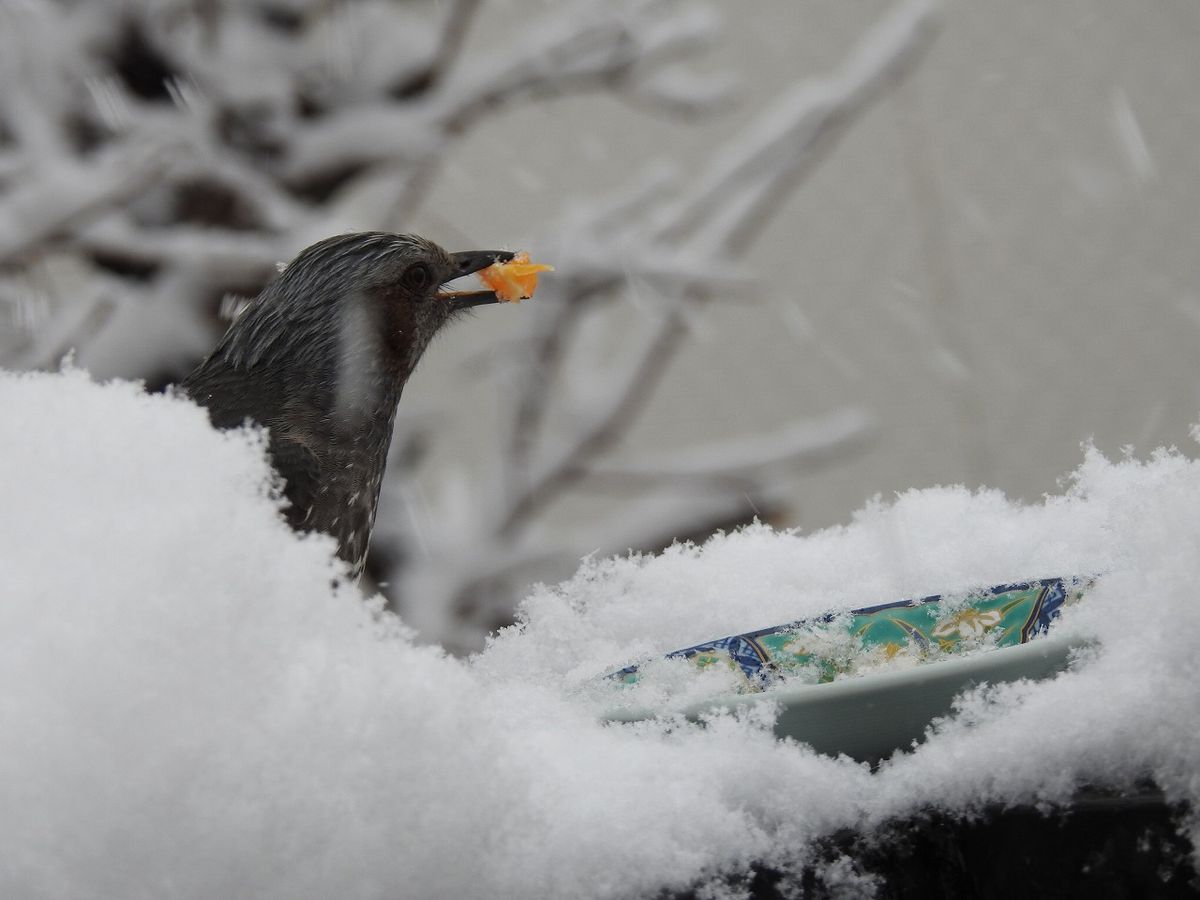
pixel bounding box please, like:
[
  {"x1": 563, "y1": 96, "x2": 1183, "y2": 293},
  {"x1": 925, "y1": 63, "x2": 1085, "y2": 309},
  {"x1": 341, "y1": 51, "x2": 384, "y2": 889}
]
[
  {"x1": 2, "y1": 367, "x2": 1199, "y2": 899},
  {"x1": 1112, "y1": 89, "x2": 1156, "y2": 184}
]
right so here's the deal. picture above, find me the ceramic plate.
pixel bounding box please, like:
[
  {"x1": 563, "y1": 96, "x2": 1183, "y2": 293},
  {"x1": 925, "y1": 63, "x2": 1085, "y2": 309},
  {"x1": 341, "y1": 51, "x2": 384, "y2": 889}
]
[{"x1": 606, "y1": 577, "x2": 1091, "y2": 763}]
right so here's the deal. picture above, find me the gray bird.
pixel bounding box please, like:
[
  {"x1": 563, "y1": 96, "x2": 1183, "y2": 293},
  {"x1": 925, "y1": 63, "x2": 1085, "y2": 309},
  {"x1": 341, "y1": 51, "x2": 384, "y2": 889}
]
[{"x1": 183, "y1": 232, "x2": 515, "y2": 576}]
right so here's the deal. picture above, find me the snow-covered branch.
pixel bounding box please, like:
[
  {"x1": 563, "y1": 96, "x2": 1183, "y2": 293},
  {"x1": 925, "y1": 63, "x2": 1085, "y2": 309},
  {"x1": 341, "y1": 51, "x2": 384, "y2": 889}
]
[
  {"x1": 657, "y1": 0, "x2": 938, "y2": 256},
  {"x1": 381, "y1": 0, "x2": 937, "y2": 650},
  {"x1": 0, "y1": 0, "x2": 725, "y2": 376}
]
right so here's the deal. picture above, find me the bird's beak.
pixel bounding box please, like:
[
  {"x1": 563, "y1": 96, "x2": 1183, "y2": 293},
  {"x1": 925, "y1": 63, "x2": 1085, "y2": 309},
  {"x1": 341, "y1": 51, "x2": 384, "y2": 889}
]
[{"x1": 439, "y1": 250, "x2": 516, "y2": 309}]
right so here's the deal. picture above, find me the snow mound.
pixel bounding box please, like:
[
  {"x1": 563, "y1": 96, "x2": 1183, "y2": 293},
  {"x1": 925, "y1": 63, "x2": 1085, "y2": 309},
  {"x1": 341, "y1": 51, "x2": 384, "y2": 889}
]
[{"x1": 2, "y1": 367, "x2": 1198, "y2": 899}]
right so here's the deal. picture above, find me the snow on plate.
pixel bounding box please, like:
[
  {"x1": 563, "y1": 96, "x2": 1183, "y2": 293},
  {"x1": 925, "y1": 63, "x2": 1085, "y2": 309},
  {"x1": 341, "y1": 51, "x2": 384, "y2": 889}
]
[{"x1": 1, "y1": 367, "x2": 1198, "y2": 899}]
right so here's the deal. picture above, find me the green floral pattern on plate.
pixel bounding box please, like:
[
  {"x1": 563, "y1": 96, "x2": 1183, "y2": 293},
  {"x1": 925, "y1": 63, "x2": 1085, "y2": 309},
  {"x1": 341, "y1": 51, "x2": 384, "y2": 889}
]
[{"x1": 612, "y1": 577, "x2": 1089, "y2": 692}]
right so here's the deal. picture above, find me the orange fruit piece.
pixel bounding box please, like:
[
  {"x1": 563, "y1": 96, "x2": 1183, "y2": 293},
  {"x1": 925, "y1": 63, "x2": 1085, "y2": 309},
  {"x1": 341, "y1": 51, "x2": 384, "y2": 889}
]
[{"x1": 476, "y1": 252, "x2": 554, "y2": 302}]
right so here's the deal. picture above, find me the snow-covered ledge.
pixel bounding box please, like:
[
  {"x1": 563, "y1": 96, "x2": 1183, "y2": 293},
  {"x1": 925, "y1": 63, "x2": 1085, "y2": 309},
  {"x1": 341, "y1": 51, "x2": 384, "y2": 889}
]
[{"x1": 3, "y1": 367, "x2": 1197, "y2": 898}]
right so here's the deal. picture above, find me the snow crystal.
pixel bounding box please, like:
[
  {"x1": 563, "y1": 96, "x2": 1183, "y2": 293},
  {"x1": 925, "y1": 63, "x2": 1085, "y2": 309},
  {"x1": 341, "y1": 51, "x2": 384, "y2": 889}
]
[{"x1": 2, "y1": 367, "x2": 1199, "y2": 899}]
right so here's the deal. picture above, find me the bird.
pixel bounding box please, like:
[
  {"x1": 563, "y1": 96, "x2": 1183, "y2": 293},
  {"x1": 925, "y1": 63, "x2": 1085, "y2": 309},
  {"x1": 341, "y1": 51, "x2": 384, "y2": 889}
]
[{"x1": 183, "y1": 232, "x2": 515, "y2": 577}]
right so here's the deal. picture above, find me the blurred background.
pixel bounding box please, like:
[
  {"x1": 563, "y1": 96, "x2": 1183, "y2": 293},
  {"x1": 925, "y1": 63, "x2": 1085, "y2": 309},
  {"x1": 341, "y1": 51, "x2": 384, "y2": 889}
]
[{"x1": 1, "y1": 0, "x2": 1196, "y2": 652}]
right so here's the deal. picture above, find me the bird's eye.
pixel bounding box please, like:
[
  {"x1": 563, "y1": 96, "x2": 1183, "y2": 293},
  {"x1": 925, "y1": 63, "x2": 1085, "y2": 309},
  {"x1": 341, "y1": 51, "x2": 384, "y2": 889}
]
[{"x1": 403, "y1": 263, "x2": 434, "y2": 292}]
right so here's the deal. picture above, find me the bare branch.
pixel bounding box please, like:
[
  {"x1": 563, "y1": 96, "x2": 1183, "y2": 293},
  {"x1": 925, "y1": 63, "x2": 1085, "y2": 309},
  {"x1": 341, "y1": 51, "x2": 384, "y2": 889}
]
[
  {"x1": 392, "y1": 0, "x2": 485, "y2": 98},
  {"x1": 497, "y1": 310, "x2": 687, "y2": 538},
  {"x1": 583, "y1": 409, "x2": 874, "y2": 487}
]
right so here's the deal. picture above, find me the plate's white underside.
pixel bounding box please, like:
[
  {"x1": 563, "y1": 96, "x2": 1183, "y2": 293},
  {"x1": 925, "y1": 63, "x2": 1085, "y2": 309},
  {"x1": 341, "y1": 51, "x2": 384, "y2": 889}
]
[{"x1": 608, "y1": 634, "x2": 1082, "y2": 763}]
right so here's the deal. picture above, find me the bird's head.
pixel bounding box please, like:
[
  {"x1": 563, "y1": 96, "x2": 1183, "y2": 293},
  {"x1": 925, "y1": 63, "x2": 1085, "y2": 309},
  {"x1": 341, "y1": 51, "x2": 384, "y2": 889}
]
[
  {"x1": 327, "y1": 233, "x2": 516, "y2": 367},
  {"x1": 211, "y1": 232, "x2": 514, "y2": 416}
]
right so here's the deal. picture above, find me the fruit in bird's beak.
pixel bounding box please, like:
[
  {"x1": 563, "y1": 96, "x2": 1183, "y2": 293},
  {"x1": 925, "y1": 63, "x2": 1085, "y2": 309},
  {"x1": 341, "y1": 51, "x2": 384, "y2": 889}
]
[{"x1": 475, "y1": 252, "x2": 554, "y2": 302}]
